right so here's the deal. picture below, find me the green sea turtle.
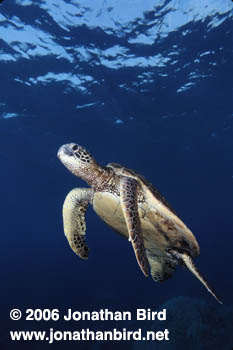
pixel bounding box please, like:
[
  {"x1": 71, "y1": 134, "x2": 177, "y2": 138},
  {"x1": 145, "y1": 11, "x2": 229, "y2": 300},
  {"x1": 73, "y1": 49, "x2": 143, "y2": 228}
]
[{"x1": 57, "y1": 143, "x2": 222, "y2": 304}]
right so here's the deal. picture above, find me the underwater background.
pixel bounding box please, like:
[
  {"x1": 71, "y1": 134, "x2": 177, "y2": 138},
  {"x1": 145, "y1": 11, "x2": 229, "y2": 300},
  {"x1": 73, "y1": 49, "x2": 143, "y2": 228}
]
[{"x1": 0, "y1": 0, "x2": 233, "y2": 349}]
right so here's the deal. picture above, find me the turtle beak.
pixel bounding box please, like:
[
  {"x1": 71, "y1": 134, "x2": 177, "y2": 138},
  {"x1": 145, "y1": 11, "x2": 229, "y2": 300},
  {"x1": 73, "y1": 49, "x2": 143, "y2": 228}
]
[
  {"x1": 57, "y1": 144, "x2": 74, "y2": 159},
  {"x1": 57, "y1": 146, "x2": 62, "y2": 159}
]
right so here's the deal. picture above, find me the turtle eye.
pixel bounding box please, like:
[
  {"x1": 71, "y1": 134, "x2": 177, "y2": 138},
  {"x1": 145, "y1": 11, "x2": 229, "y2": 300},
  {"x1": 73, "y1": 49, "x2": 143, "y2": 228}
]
[{"x1": 72, "y1": 145, "x2": 78, "y2": 151}]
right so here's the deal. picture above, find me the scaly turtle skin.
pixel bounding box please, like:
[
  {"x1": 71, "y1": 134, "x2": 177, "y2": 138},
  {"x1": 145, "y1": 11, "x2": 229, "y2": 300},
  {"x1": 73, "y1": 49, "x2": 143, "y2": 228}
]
[{"x1": 57, "y1": 143, "x2": 222, "y2": 304}]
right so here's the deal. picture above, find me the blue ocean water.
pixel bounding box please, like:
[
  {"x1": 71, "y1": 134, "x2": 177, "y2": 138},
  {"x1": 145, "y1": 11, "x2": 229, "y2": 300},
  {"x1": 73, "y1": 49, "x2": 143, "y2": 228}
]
[{"x1": 0, "y1": 0, "x2": 233, "y2": 349}]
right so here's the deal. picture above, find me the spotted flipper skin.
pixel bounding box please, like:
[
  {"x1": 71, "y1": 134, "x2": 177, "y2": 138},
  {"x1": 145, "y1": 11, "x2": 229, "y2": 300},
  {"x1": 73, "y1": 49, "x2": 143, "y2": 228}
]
[
  {"x1": 62, "y1": 188, "x2": 92, "y2": 259},
  {"x1": 120, "y1": 177, "x2": 149, "y2": 277}
]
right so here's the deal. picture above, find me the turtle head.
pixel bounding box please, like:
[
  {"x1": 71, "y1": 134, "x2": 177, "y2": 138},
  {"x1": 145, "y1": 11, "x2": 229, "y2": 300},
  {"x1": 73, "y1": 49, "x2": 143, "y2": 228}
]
[{"x1": 57, "y1": 143, "x2": 99, "y2": 183}]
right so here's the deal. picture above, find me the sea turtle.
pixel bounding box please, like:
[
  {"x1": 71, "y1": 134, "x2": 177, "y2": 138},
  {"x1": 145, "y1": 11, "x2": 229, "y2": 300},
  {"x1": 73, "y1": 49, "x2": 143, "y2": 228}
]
[{"x1": 57, "y1": 143, "x2": 221, "y2": 304}]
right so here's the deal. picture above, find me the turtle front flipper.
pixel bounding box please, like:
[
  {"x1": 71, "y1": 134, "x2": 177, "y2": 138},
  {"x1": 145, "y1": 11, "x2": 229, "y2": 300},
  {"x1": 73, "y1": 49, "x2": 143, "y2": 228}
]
[
  {"x1": 120, "y1": 177, "x2": 149, "y2": 277},
  {"x1": 62, "y1": 188, "x2": 93, "y2": 259}
]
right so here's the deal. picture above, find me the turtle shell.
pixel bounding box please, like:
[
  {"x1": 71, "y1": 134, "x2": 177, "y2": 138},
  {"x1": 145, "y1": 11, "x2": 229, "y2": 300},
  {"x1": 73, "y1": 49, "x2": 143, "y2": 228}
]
[{"x1": 92, "y1": 164, "x2": 200, "y2": 281}]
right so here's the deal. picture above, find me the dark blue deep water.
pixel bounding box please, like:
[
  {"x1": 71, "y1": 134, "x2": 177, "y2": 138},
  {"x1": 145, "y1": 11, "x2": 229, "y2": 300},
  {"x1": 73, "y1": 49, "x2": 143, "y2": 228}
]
[{"x1": 1, "y1": 0, "x2": 233, "y2": 349}]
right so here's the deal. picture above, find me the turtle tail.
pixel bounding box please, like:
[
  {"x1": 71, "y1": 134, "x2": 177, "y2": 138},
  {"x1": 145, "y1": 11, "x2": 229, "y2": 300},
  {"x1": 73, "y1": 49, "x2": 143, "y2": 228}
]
[{"x1": 180, "y1": 253, "x2": 222, "y2": 304}]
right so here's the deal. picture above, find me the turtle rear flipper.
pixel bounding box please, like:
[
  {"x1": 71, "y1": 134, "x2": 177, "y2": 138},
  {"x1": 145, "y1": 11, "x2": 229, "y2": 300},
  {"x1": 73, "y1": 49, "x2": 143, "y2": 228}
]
[
  {"x1": 179, "y1": 252, "x2": 223, "y2": 304},
  {"x1": 62, "y1": 188, "x2": 92, "y2": 259},
  {"x1": 146, "y1": 251, "x2": 176, "y2": 282}
]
